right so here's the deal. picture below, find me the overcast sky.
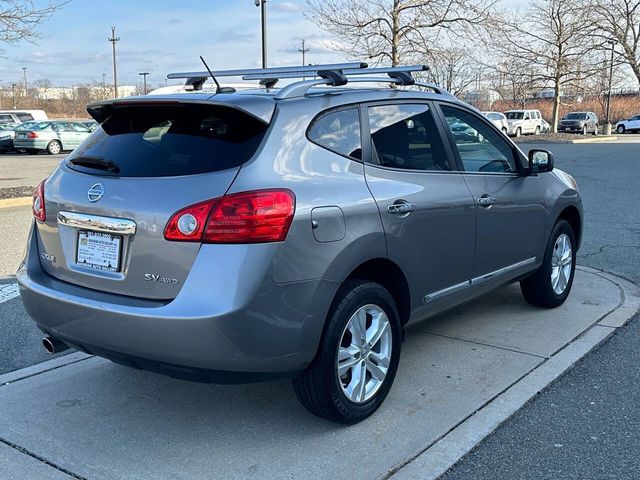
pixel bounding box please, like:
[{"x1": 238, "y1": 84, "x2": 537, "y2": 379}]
[{"x1": 0, "y1": 0, "x2": 346, "y2": 88}]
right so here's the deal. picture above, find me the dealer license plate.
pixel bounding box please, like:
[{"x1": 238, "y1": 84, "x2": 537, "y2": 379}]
[{"x1": 76, "y1": 230, "x2": 122, "y2": 272}]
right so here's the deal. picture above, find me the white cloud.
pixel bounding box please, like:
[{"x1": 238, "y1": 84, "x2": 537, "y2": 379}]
[{"x1": 271, "y1": 1, "x2": 302, "y2": 13}]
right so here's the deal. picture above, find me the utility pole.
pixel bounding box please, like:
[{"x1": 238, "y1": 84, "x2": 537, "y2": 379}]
[
  {"x1": 605, "y1": 39, "x2": 615, "y2": 129},
  {"x1": 298, "y1": 39, "x2": 309, "y2": 66},
  {"x1": 11, "y1": 84, "x2": 17, "y2": 109},
  {"x1": 255, "y1": 0, "x2": 268, "y2": 68},
  {"x1": 138, "y1": 72, "x2": 149, "y2": 94},
  {"x1": 22, "y1": 67, "x2": 27, "y2": 96},
  {"x1": 102, "y1": 73, "x2": 106, "y2": 87},
  {"x1": 108, "y1": 26, "x2": 120, "y2": 97}
]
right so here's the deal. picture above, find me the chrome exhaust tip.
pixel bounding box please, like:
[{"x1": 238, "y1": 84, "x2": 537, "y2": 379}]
[{"x1": 42, "y1": 336, "x2": 69, "y2": 354}]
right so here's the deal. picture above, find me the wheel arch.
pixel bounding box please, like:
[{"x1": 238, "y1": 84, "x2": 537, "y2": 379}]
[
  {"x1": 557, "y1": 206, "x2": 582, "y2": 249},
  {"x1": 343, "y1": 258, "x2": 411, "y2": 327}
]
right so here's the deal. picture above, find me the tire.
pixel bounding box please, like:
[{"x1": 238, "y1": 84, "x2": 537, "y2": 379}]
[
  {"x1": 515, "y1": 127, "x2": 522, "y2": 138},
  {"x1": 520, "y1": 220, "x2": 576, "y2": 308},
  {"x1": 47, "y1": 140, "x2": 62, "y2": 155},
  {"x1": 593, "y1": 125, "x2": 598, "y2": 136},
  {"x1": 292, "y1": 279, "x2": 402, "y2": 424},
  {"x1": 581, "y1": 125, "x2": 587, "y2": 135},
  {"x1": 617, "y1": 125, "x2": 625, "y2": 134}
]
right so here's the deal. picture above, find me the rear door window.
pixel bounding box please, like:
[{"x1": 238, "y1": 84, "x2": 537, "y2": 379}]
[
  {"x1": 367, "y1": 104, "x2": 452, "y2": 171},
  {"x1": 308, "y1": 108, "x2": 362, "y2": 159},
  {"x1": 65, "y1": 105, "x2": 268, "y2": 177}
]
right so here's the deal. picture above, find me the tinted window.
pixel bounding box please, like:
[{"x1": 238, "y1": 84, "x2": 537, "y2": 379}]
[
  {"x1": 66, "y1": 105, "x2": 267, "y2": 177},
  {"x1": 308, "y1": 108, "x2": 361, "y2": 159},
  {"x1": 505, "y1": 112, "x2": 523, "y2": 120},
  {"x1": 17, "y1": 114, "x2": 34, "y2": 122},
  {"x1": 566, "y1": 113, "x2": 587, "y2": 120},
  {"x1": 368, "y1": 104, "x2": 451, "y2": 171},
  {"x1": 441, "y1": 105, "x2": 517, "y2": 173}
]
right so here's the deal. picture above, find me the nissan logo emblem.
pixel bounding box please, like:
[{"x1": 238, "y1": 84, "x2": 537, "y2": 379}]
[{"x1": 87, "y1": 183, "x2": 104, "y2": 202}]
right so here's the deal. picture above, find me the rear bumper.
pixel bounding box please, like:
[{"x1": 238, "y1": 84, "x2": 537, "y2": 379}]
[{"x1": 18, "y1": 224, "x2": 337, "y2": 382}]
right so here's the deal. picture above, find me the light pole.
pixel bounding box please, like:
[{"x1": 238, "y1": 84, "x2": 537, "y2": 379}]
[
  {"x1": 605, "y1": 39, "x2": 615, "y2": 130},
  {"x1": 139, "y1": 72, "x2": 149, "y2": 94},
  {"x1": 11, "y1": 84, "x2": 17, "y2": 109},
  {"x1": 22, "y1": 67, "x2": 27, "y2": 96},
  {"x1": 108, "y1": 26, "x2": 120, "y2": 97},
  {"x1": 254, "y1": 0, "x2": 267, "y2": 68},
  {"x1": 298, "y1": 39, "x2": 309, "y2": 65},
  {"x1": 102, "y1": 73, "x2": 106, "y2": 87}
]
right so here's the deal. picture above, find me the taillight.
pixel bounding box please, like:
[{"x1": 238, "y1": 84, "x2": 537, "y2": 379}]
[
  {"x1": 33, "y1": 181, "x2": 46, "y2": 221},
  {"x1": 27, "y1": 131, "x2": 38, "y2": 139},
  {"x1": 164, "y1": 189, "x2": 295, "y2": 243}
]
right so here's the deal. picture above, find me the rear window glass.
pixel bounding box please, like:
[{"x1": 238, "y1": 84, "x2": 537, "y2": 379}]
[
  {"x1": 66, "y1": 105, "x2": 267, "y2": 177},
  {"x1": 505, "y1": 112, "x2": 524, "y2": 120},
  {"x1": 308, "y1": 108, "x2": 362, "y2": 159}
]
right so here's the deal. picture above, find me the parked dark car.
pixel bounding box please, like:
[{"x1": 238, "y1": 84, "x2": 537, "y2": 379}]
[{"x1": 558, "y1": 112, "x2": 599, "y2": 135}]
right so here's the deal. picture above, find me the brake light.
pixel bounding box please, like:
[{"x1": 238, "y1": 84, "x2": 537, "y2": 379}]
[
  {"x1": 164, "y1": 189, "x2": 295, "y2": 243},
  {"x1": 27, "y1": 131, "x2": 38, "y2": 139},
  {"x1": 33, "y1": 181, "x2": 46, "y2": 221}
]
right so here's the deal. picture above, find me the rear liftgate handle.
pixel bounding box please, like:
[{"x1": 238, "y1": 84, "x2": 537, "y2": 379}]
[{"x1": 477, "y1": 194, "x2": 496, "y2": 208}]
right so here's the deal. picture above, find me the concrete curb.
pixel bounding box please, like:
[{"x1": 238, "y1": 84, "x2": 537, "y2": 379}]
[
  {"x1": 0, "y1": 197, "x2": 31, "y2": 209},
  {"x1": 388, "y1": 267, "x2": 640, "y2": 480},
  {"x1": 515, "y1": 136, "x2": 620, "y2": 145},
  {"x1": 0, "y1": 352, "x2": 92, "y2": 387}
]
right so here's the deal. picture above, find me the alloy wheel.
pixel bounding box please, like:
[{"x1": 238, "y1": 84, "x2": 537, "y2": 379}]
[
  {"x1": 336, "y1": 304, "x2": 392, "y2": 403},
  {"x1": 551, "y1": 233, "x2": 572, "y2": 295}
]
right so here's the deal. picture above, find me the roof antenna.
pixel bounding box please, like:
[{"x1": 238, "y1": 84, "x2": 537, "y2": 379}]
[{"x1": 199, "y1": 55, "x2": 235, "y2": 94}]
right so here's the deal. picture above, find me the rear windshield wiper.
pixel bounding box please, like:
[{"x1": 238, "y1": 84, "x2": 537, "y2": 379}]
[{"x1": 68, "y1": 156, "x2": 120, "y2": 173}]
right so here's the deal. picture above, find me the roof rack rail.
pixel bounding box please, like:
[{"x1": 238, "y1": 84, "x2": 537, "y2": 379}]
[{"x1": 165, "y1": 62, "x2": 452, "y2": 99}]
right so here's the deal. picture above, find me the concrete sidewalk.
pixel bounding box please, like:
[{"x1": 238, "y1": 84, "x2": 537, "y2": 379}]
[{"x1": 0, "y1": 267, "x2": 638, "y2": 480}]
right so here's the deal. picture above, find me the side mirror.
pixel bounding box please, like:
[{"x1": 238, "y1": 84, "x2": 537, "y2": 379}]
[{"x1": 528, "y1": 149, "x2": 554, "y2": 173}]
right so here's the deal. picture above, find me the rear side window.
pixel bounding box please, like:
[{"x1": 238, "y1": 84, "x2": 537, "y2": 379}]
[
  {"x1": 66, "y1": 105, "x2": 267, "y2": 177},
  {"x1": 17, "y1": 114, "x2": 34, "y2": 122},
  {"x1": 368, "y1": 104, "x2": 452, "y2": 171},
  {"x1": 308, "y1": 108, "x2": 362, "y2": 159}
]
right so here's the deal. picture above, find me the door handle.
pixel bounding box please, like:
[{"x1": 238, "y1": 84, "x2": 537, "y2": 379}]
[
  {"x1": 477, "y1": 195, "x2": 496, "y2": 207},
  {"x1": 387, "y1": 201, "x2": 416, "y2": 216}
]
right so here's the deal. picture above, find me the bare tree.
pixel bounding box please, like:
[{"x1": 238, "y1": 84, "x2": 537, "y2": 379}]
[
  {"x1": 489, "y1": 59, "x2": 541, "y2": 109},
  {"x1": 587, "y1": 0, "x2": 640, "y2": 88},
  {"x1": 306, "y1": 0, "x2": 497, "y2": 66},
  {"x1": 426, "y1": 46, "x2": 477, "y2": 96},
  {"x1": 0, "y1": 0, "x2": 67, "y2": 53},
  {"x1": 492, "y1": 0, "x2": 597, "y2": 131}
]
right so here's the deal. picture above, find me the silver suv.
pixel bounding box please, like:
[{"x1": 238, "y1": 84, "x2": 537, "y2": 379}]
[{"x1": 18, "y1": 63, "x2": 583, "y2": 424}]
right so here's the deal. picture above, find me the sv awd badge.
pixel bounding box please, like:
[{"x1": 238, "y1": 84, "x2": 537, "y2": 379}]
[{"x1": 144, "y1": 274, "x2": 179, "y2": 285}]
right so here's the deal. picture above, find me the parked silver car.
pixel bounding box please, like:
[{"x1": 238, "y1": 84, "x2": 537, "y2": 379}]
[
  {"x1": 13, "y1": 120, "x2": 92, "y2": 155},
  {"x1": 18, "y1": 63, "x2": 582, "y2": 423},
  {"x1": 482, "y1": 111, "x2": 509, "y2": 134},
  {"x1": 558, "y1": 111, "x2": 599, "y2": 135}
]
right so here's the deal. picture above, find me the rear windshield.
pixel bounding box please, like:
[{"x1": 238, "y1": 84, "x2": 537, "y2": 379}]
[
  {"x1": 505, "y1": 112, "x2": 524, "y2": 120},
  {"x1": 65, "y1": 105, "x2": 268, "y2": 177}
]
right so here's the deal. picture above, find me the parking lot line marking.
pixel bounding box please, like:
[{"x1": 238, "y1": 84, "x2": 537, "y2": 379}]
[
  {"x1": 0, "y1": 283, "x2": 19, "y2": 304},
  {"x1": 0, "y1": 196, "x2": 31, "y2": 209}
]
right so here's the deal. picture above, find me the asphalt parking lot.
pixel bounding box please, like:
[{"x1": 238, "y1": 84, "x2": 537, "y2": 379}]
[{"x1": 0, "y1": 138, "x2": 639, "y2": 479}]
